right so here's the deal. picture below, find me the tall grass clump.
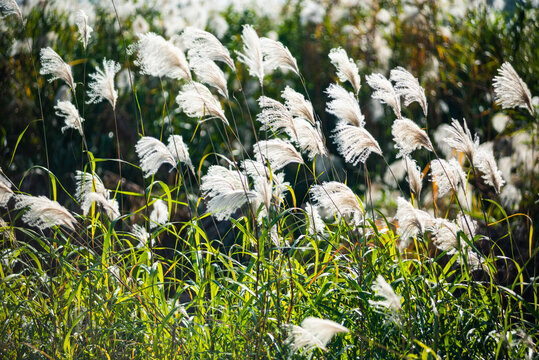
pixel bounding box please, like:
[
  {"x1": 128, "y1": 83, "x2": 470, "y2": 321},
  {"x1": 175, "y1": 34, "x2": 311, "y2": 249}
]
[{"x1": 0, "y1": 1, "x2": 537, "y2": 359}]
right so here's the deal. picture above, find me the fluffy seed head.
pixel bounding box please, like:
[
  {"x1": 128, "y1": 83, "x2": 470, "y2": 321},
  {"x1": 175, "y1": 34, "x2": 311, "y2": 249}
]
[
  {"x1": 181, "y1": 27, "x2": 235, "y2": 71},
  {"x1": 286, "y1": 317, "x2": 349, "y2": 353},
  {"x1": 75, "y1": 171, "x2": 107, "y2": 202},
  {"x1": 176, "y1": 82, "x2": 228, "y2": 125},
  {"x1": 444, "y1": 119, "x2": 479, "y2": 163},
  {"x1": 430, "y1": 158, "x2": 467, "y2": 198},
  {"x1": 473, "y1": 147, "x2": 505, "y2": 193},
  {"x1": 55, "y1": 101, "x2": 84, "y2": 135},
  {"x1": 390, "y1": 66, "x2": 427, "y2": 116},
  {"x1": 201, "y1": 165, "x2": 250, "y2": 199},
  {"x1": 366, "y1": 73, "x2": 401, "y2": 118},
  {"x1": 131, "y1": 32, "x2": 191, "y2": 81},
  {"x1": 333, "y1": 123, "x2": 382, "y2": 165},
  {"x1": 40, "y1": 47, "x2": 76, "y2": 92},
  {"x1": 75, "y1": 10, "x2": 93, "y2": 49},
  {"x1": 190, "y1": 58, "x2": 228, "y2": 99},
  {"x1": 0, "y1": 0, "x2": 22, "y2": 21},
  {"x1": 256, "y1": 96, "x2": 296, "y2": 138},
  {"x1": 135, "y1": 137, "x2": 177, "y2": 178},
  {"x1": 282, "y1": 86, "x2": 315, "y2": 125},
  {"x1": 150, "y1": 199, "x2": 169, "y2": 228},
  {"x1": 87, "y1": 59, "x2": 120, "y2": 109},
  {"x1": 369, "y1": 275, "x2": 402, "y2": 311},
  {"x1": 392, "y1": 118, "x2": 433, "y2": 156},
  {"x1": 15, "y1": 194, "x2": 76, "y2": 231},
  {"x1": 80, "y1": 192, "x2": 120, "y2": 220},
  {"x1": 0, "y1": 174, "x2": 14, "y2": 207},
  {"x1": 395, "y1": 197, "x2": 433, "y2": 251},
  {"x1": 260, "y1": 37, "x2": 299, "y2": 75},
  {"x1": 310, "y1": 181, "x2": 363, "y2": 221},
  {"x1": 236, "y1": 24, "x2": 264, "y2": 85},
  {"x1": 325, "y1": 83, "x2": 364, "y2": 127},
  {"x1": 293, "y1": 118, "x2": 328, "y2": 160},
  {"x1": 253, "y1": 139, "x2": 304, "y2": 171},
  {"x1": 167, "y1": 135, "x2": 193, "y2": 173},
  {"x1": 328, "y1": 47, "x2": 361, "y2": 95},
  {"x1": 305, "y1": 203, "x2": 325, "y2": 235},
  {"x1": 493, "y1": 62, "x2": 533, "y2": 115},
  {"x1": 404, "y1": 156, "x2": 424, "y2": 198}
]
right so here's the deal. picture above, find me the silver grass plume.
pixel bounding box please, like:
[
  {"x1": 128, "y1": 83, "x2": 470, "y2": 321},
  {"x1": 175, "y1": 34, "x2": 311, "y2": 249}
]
[
  {"x1": 131, "y1": 32, "x2": 191, "y2": 81},
  {"x1": 180, "y1": 27, "x2": 236, "y2": 71},
  {"x1": 205, "y1": 188, "x2": 258, "y2": 221},
  {"x1": 325, "y1": 83, "x2": 364, "y2": 127},
  {"x1": 253, "y1": 139, "x2": 304, "y2": 171},
  {"x1": 75, "y1": 10, "x2": 93, "y2": 49},
  {"x1": 305, "y1": 202, "x2": 325, "y2": 235},
  {"x1": 369, "y1": 275, "x2": 402, "y2": 311},
  {"x1": 236, "y1": 24, "x2": 264, "y2": 85},
  {"x1": 404, "y1": 156, "x2": 423, "y2": 199},
  {"x1": 167, "y1": 135, "x2": 194, "y2": 173},
  {"x1": 293, "y1": 118, "x2": 328, "y2": 160},
  {"x1": 366, "y1": 73, "x2": 401, "y2": 118},
  {"x1": 431, "y1": 218, "x2": 460, "y2": 253},
  {"x1": 135, "y1": 137, "x2": 176, "y2": 178},
  {"x1": 328, "y1": 47, "x2": 361, "y2": 95},
  {"x1": 40, "y1": 47, "x2": 76, "y2": 92},
  {"x1": 201, "y1": 165, "x2": 249, "y2": 198},
  {"x1": 256, "y1": 96, "x2": 296, "y2": 138},
  {"x1": 395, "y1": 197, "x2": 433, "y2": 251},
  {"x1": 286, "y1": 317, "x2": 349, "y2": 353},
  {"x1": 15, "y1": 195, "x2": 76, "y2": 231},
  {"x1": 493, "y1": 62, "x2": 533, "y2": 115},
  {"x1": 500, "y1": 184, "x2": 521, "y2": 210},
  {"x1": 444, "y1": 119, "x2": 479, "y2": 163},
  {"x1": 392, "y1": 117, "x2": 434, "y2": 156},
  {"x1": 430, "y1": 158, "x2": 467, "y2": 198},
  {"x1": 0, "y1": 174, "x2": 14, "y2": 207},
  {"x1": 390, "y1": 67, "x2": 427, "y2": 116},
  {"x1": 80, "y1": 192, "x2": 120, "y2": 220},
  {"x1": 150, "y1": 199, "x2": 168, "y2": 228},
  {"x1": 282, "y1": 86, "x2": 315, "y2": 125},
  {"x1": 260, "y1": 37, "x2": 299, "y2": 75},
  {"x1": 55, "y1": 101, "x2": 84, "y2": 135},
  {"x1": 0, "y1": 0, "x2": 22, "y2": 21},
  {"x1": 473, "y1": 147, "x2": 505, "y2": 193},
  {"x1": 456, "y1": 213, "x2": 477, "y2": 239},
  {"x1": 87, "y1": 59, "x2": 120, "y2": 109},
  {"x1": 241, "y1": 159, "x2": 269, "y2": 181},
  {"x1": 333, "y1": 123, "x2": 382, "y2": 165},
  {"x1": 310, "y1": 181, "x2": 363, "y2": 221},
  {"x1": 190, "y1": 58, "x2": 228, "y2": 99},
  {"x1": 176, "y1": 81, "x2": 228, "y2": 125},
  {"x1": 74, "y1": 171, "x2": 107, "y2": 202}
]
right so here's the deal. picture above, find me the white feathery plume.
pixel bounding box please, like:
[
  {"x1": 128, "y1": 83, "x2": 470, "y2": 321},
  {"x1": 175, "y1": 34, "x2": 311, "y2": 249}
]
[
  {"x1": 332, "y1": 123, "x2": 382, "y2": 165},
  {"x1": 395, "y1": 197, "x2": 433, "y2": 251},
  {"x1": 75, "y1": 10, "x2": 93, "y2": 49},
  {"x1": 473, "y1": 147, "x2": 505, "y2": 193},
  {"x1": 176, "y1": 81, "x2": 228, "y2": 125},
  {"x1": 131, "y1": 32, "x2": 191, "y2": 81},
  {"x1": 256, "y1": 96, "x2": 296, "y2": 138},
  {"x1": 282, "y1": 86, "x2": 315, "y2": 125},
  {"x1": 369, "y1": 275, "x2": 402, "y2": 311},
  {"x1": 310, "y1": 181, "x2": 363, "y2": 221},
  {"x1": 40, "y1": 47, "x2": 76, "y2": 92},
  {"x1": 286, "y1": 317, "x2": 349, "y2": 353},
  {"x1": 305, "y1": 203, "x2": 325, "y2": 235},
  {"x1": 87, "y1": 59, "x2": 120, "y2": 109},
  {"x1": 328, "y1": 47, "x2": 361, "y2": 95},
  {"x1": 15, "y1": 195, "x2": 76, "y2": 231},
  {"x1": 80, "y1": 192, "x2": 120, "y2": 220},
  {"x1": 0, "y1": 174, "x2": 14, "y2": 207},
  {"x1": 431, "y1": 218, "x2": 460, "y2": 253},
  {"x1": 55, "y1": 101, "x2": 84, "y2": 135},
  {"x1": 150, "y1": 199, "x2": 169, "y2": 228},
  {"x1": 167, "y1": 135, "x2": 194, "y2": 173},
  {"x1": 430, "y1": 158, "x2": 467, "y2": 198},
  {"x1": 433, "y1": 124, "x2": 454, "y2": 158},
  {"x1": 383, "y1": 158, "x2": 406, "y2": 188},
  {"x1": 236, "y1": 24, "x2": 264, "y2": 85},
  {"x1": 493, "y1": 62, "x2": 533, "y2": 115},
  {"x1": 404, "y1": 156, "x2": 423, "y2": 198},
  {"x1": 260, "y1": 37, "x2": 299, "y2": 75},
  {"x1": 500, "y1": 184, "x2": 521, "y2": 210},
  {"x1": 205, "y1": 190, "x2": 258, "y2": 221},
  {"x1": 456, "y1": 213, "x2": 477, "y2": 240},
  {"x1": 392, "y1": 117, "x2": 434, "y2": 156},
  {"x1": 390, "y1": 67, "x2": 427, "y2": 116},
  {"x1": 253, "y1": 139, "x2": 304, "y2": 171},
  {"x1": 325, "y1": 83, "x2": 364, "y2": 127},
  {"x1": 366, "y1": 73, "x2": 401, "y2": 118},
  {"x1": 444, "y1": 119, "x2": 479, "y2": 163},
  {"x1": 190, "y1": 58, "x2": 228, "y2": 99},
  {"x1": 201, "y1": 165, "x2": 250, "y2": 198},
  {"x1": 135, "y1": 136, "x2": 176, "y2": 178},
  {"x1": 242, "y1": 159, "x2": 271, "y2": 180},
  {"x1": 74, "y1": 171, "x2": 107, "y2": 202},
  {"x1": 293, "y1": 118, "x2": 328, "y2": 160},
  {"x1": 0, "y1": 0, "x2": 22, "y2": 21},
  {"x1": 132, "y1": 224, "x2": 150, "y2": 248},
  {"x1": 181, "y1": 27, "x2": 236, "y2": 71}
]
